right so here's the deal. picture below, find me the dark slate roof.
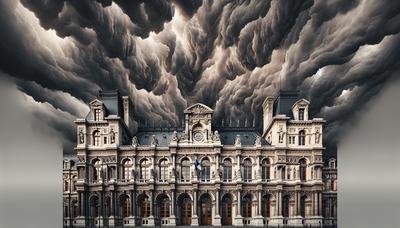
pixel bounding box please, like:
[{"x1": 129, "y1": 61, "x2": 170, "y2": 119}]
[
  {"x1": 135, "y1": 127, "x2": 270, "y2": 146},
  {"x1": 218, "y1": 128, "x2": 270, "y2": 146},
  {"x1": 136, "y1": 128, "x2": 184, "y2": 147},
  {"x1": 99, "y1": 90, "x2": 123, "y2": 116},
  {"x1": 273, "y1": 90, "x2": 299, "y2": 118}
]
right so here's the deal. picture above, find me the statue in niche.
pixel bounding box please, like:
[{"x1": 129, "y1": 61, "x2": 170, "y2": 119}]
[
  {"x1": 78, "y1": 129, "x2": 84, "y2": 144},
  {"x1": 315, "y1": 129, "x2": 321, "y2": 143},
  {"x1": 234, "y1": 134, "x2": 241, "y2": 146},
  {"x1": 213, "y1": 130, "x2": 220, "y2": 141},
  {"x1": 255, "y1": 135, "x2": 261, "y2": 146},
  {"x1": 278, "y1": 127, "x2": 285, "y2": 143},
  {"x1": 171, "y1": 131, "x2": 178, "y2": 142},
  {"x1": 151, "y1": 135, "x2": 158, "y2": 146},
  {"x1": 150, "y1": 168, "x2": 155, "y2": 178},
  {"x1": 212, "y1": 171, "x2": 215, "y2": 178},
  {"x1": 110, "y1": 129, "x2": 116, "y2": 143},
  {"x1": 132, "y1": 136, "x2": 139, "y2": 147}
]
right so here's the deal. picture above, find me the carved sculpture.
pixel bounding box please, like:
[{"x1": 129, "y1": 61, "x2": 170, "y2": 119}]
[
  {"x1": 235, "y1": 134, "x2": 241, "y2": 146},
  {"x1": 171, "y1": 131, "x2": 178, "y2": 142},
  {"x1": 255, "y1": 135, "x2": 261, "y2": 146},
  {"x1": 151, "y1": 135, "x2": 158, "y2": 146},
  {"x1": 110, "y1": 129, "x2": 116, "y2": 143},
  {"x1": 278, "y1": 127, "x2": 285, "y2": 143},
  {"x1": 132, "y1": 136, "x2": 139, "y2": 147},
  {"x1": 213, "y1": 130, "x2": 220, "y2": 141},
  {"x1": 79, "y1": 129, "x2": 84, "y2": 144},
  {"x1": 315, "y1": 129, "x2": 321, "y2": 143}
]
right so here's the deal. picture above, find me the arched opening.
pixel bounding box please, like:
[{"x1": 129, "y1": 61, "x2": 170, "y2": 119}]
[
  {"x1": 262, "y1": 194, "x2": 271, "y2": 218},
  {"x1": 159, "y1": 159, "x2": 168, "y2": 182},
  {"x1": 90, "y1": 196, "x2": 100, "y2": 218},
  {"x1": 140, "y1": 159, "x2": 150, "y2": 182},
  {"x1": 298, "y1": 130, "x2": 305, "y2": 146},
  {"x1": 221, "y1": 194, "x2": 233, "y2": 225},
  {"x1": 223, "y1": 158, "x2": 232, "y2": 182},
  {"x1": 299, "y1": 158, "x2": 307, "y2": 181},
  {"x1": 181, "y1": 158, "x2": 190, "y2": 181},
  {"x1": 282, "y1": 195, "x2": 290, "y2": 218},
  {"x1": 120, "y1": 195, "x2": 130, "y2": 218},
  {"x1": 138, "y1": 194, "x2": 150, "y2": 218},
  {"x1": 156, "y1": 194, "x2": 170, "y2": 219},
  {"x1": 93, "y1": 130, "x2": 101, "y2": 146},
  {"x1": 200, "y1": 194, "x2": 212, "y2": 225},
  {"x1": 104, "y1": 197, "x2": 111, "y2": 218},
  {"x1": 261, "y1": 158, "x2": 271, "y2": 181},
  {"x1": 122, "y1": 159, "x2": 133, "y2": 180},
  {"x1": 178, "y1": 194, "x2": 192, "y2": 225},
  {"x1": 243, "y1": 159, "x2": 252, "y2": 182},
  {"x1": 242, "y1": 194, "x2": 252, "y2": 218},
  {"x1": 200, "y1": 158, "x2": 211, "y2": 182}
]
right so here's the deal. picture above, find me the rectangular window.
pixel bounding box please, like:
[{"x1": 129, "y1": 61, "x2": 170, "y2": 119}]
[
  {"x1": 94, "y1": 109, "x2": 101, "y2": 121},
  {"x1": 299, "y1": 108, "x2": 304, "y2": 120}
]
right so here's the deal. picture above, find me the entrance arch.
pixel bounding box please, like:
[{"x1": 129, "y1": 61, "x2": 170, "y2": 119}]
[
  {"x1": 221, "y1": 194, "x2": 232, "y2": 225},
  {"x1": 178, "y1": 193, "x2": 192, "y2": 225},
  {"x1": 200, "y1": 194, "x2": 212, "y2": 225}
]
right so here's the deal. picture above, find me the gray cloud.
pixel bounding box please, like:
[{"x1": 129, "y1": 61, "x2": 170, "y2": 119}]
[{"x1": 0, "y1": 0, "x2": 399, "y2": 155}]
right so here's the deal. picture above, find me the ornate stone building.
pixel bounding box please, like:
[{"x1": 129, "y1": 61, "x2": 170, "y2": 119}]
[{"x1": 63, "y1": 90, "x2": 337, "y2": 227}]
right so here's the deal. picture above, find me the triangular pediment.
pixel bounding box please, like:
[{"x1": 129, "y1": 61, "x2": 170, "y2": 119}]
[
  {"x1": 89, "y1": 99, "x2": 103, "y2": 106},
  {"x1": 184, "y1": 103, "x2": 213, "y2": 114},
  {"x1": 292, "y1": 98, "x2": 310, "y2": 108}
]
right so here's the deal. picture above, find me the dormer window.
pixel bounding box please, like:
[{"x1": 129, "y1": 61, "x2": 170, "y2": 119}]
[
  {"x1": 94, "y1": 109, "x2": 101, "y2": 121},
  {"x1": 299, "y1": 108, "x2": 304, "y2": 120}
]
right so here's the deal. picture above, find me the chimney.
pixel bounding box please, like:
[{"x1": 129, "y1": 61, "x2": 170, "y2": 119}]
[
  {"x1": 262, "y1": 96, "x2": 275, "y2": 134},
  {"x1": 122, "y1": 96, "x2": 130, "y2": 128}
]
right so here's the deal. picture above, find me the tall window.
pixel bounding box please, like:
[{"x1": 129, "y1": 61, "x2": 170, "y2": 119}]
[
  {"x1": 123, "y1": 196, "x2": 130, "y2": 218},
  {"x1": 282, "y1": 195, "x2": 290, "y2": 218},
  {"x1": 159, "y1": 159, "x2": 168, "y2": 182},
  {"x1": 223, "y1": 159, "x2": 232, "y2": 182},
  {"x1": 123, "y1": 159, "x2": 133, "y2": 180},
  {"x1": 299, "y1": 158, "x2": 307, "y2": 181},
  {"x1": 93, "y1": 130, "x2": 101, "y2": 146},
  {"x1": 94, "y1": 109, "x2": 101, "y2": 121},
  {"x1": 140, "y1": 159, "x2": 150, "y2": 181},
  {"x1": 90, "y1": 196, "x2": 99, "y2": 217},
  {"x1": 159, "y1": 195, "x2": 170, "y2": 218},
  {"x1": 300, "y1": 196, "x2": 307, "y2": 217},
  {"x1": 261, "y1": 159, "x2": 270, "y2": 181},
  {"x1": 299, "y1": 108, "x2": 304, "y2": 120},
  {"x1": 92, "y1": 159, "x2": 102, "y2": 182},
  {"x1": 243, "y1": 159, "x2": 252, "y2": 182},
  {"x1": 64, "y1": 181, "x2": 68, "y2": 192},
  {"x1": 181, "y1": 158, "x2": 191, "y2": 181},
  {"x1": 104, "y1": 197, "x2": 111, "y2": 217},
  {"x1": 201, "y1": 158, "x2": 211, "y2": 182},
  {"x1": 242, "y1": 194, "x2": 252, "y2": 217},
  {"x1": 261, "y1": 195, "x2": 271, "y2": 217},
  {"x1": 298, "y1": 130, "x2": 305, "y2": 146},
  {"x1": 139, "y1": 195, "x2": 150, "y2": 218},
  {"x1": 72, "y1": 200, "x2": 79, "y2": 218}
]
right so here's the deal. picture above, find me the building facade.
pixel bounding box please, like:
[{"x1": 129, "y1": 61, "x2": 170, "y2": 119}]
[{"x1": 63, "y1": 90, "x2": 337, "y2": 227}]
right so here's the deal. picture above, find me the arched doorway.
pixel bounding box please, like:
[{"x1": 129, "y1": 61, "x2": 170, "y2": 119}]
[
  {"x1": 178, "y1": 194, "x2": 192, "y2": 225},
  {"x1": 200, "y1": 194, "x2": 212, "y2": 225},
  {"x1": 156, "y1": 194, "x2": 170, "y2": 219},
  {"x1": 221, "y1": 194, "x2": 232, "y2": 225},
  {"x1": 137, "y1": 194, "x2": 150, "y2": 218}
]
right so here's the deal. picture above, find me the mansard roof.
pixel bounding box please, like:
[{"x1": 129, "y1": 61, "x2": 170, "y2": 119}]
[{"x1": 85, "y1": 90, "x2": 123, "y2": 120}]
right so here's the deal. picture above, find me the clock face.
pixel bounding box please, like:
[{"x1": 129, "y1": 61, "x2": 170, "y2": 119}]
[{"x1": 194, "y1": 132, "x2": 204, "y2": 141}]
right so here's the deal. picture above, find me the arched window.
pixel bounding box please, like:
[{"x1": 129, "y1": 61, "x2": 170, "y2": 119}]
[
  {"x1": 90, "y1": 196, "x2": 99, "y2": 217},
  {"x1": 104, "y1": 197, "x2": 111, "y2": 217},
  {"x1": 299, "y1": 158, "x2": 307, "y2": 181},
  {"x1": 159, "y1": 159, "x2": 168, "y2": 182},
  {"x1": 122, "y1": 159, "x2": 133, "y2": 180},
  {"x1": 93, "y1": 130, "x2": 101, "y2": 146},
  {"x1": 121, "y1": 195, "x2": 130, "y2": 218},
  {"x1": 282, "y1": 195, "x2": 290, "y2": 218},
  {"x1": 242, "y1": 194, "x2": 252, "y2": 218},
  {"x1": 300, "y1": 196, "x2": 307, "y2": 217},
  {"x1": 64, "y1": 181, "x2": 68, "y2": 192},
  {"x1": 158, "y1": 195, "x2": 170, "y2": 218},
  {"x1": 181, "y1": 158, "x2": 191, "y2": 181},
  {"x1": 201, "y1": 158, "x2": 211, "y2": 182},
  {"x1": 298, "y1": 130, "x2": 305, "y2": 146},
  {"x1": 261, "y1": 195, "x2": 271, "y2": 217},
  {"x1": 299, "y1": 108, "x2": 305, "y2": 120},
  {"x1": 140, "y1": 159, "x2": 150, "y2": 182},
  {"x1": 243, "y1": 159, "x2": 252, "y2": 182},
  {"x1": 92, "y1": 159, "x2": 102, "y2": 182},
  {"x1": 138, "y1": 195, "x2": 150, "y2": 218},
  {"x1": 261, "y1": 159, "x2": 270, "y2": 181},
  {"x1": 223, "y1": 159, "x2": 232, "y2": 182}
]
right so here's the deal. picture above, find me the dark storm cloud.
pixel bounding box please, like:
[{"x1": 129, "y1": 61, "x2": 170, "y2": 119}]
[{"x1": 0, "y1": 0, "x2": 399, "y2": 155}]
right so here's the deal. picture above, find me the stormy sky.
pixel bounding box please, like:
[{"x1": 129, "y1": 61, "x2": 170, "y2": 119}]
[{"x1": 0, "y1": 0, "x2": 399, "y2": 156}]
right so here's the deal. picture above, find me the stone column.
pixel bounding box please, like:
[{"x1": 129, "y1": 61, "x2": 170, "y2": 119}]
[
  {"x1": 233, "y1": 190, "x2": 243, "y2": 226},
  {"x1": 237, "y1": 191, "x2": 241, "y2": 215},
  {"x1": 169, "y1": 190, "x2": 176, "y2": 226},
  {"x1": 214, "y1": 190, "x2": 221, "y2": 225},
  {"x1": 278, "y1": 191, "x2": 282, "y2": 216},
  {"x1": 318, "y1": 192, "x2": 322, "y2": 216},
  {"x1": 192, "y1": 190, "x2": 199, "y2": 226},
  {"x1": 258, "y1": 191, "x2": 262, "y2": 216}
]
